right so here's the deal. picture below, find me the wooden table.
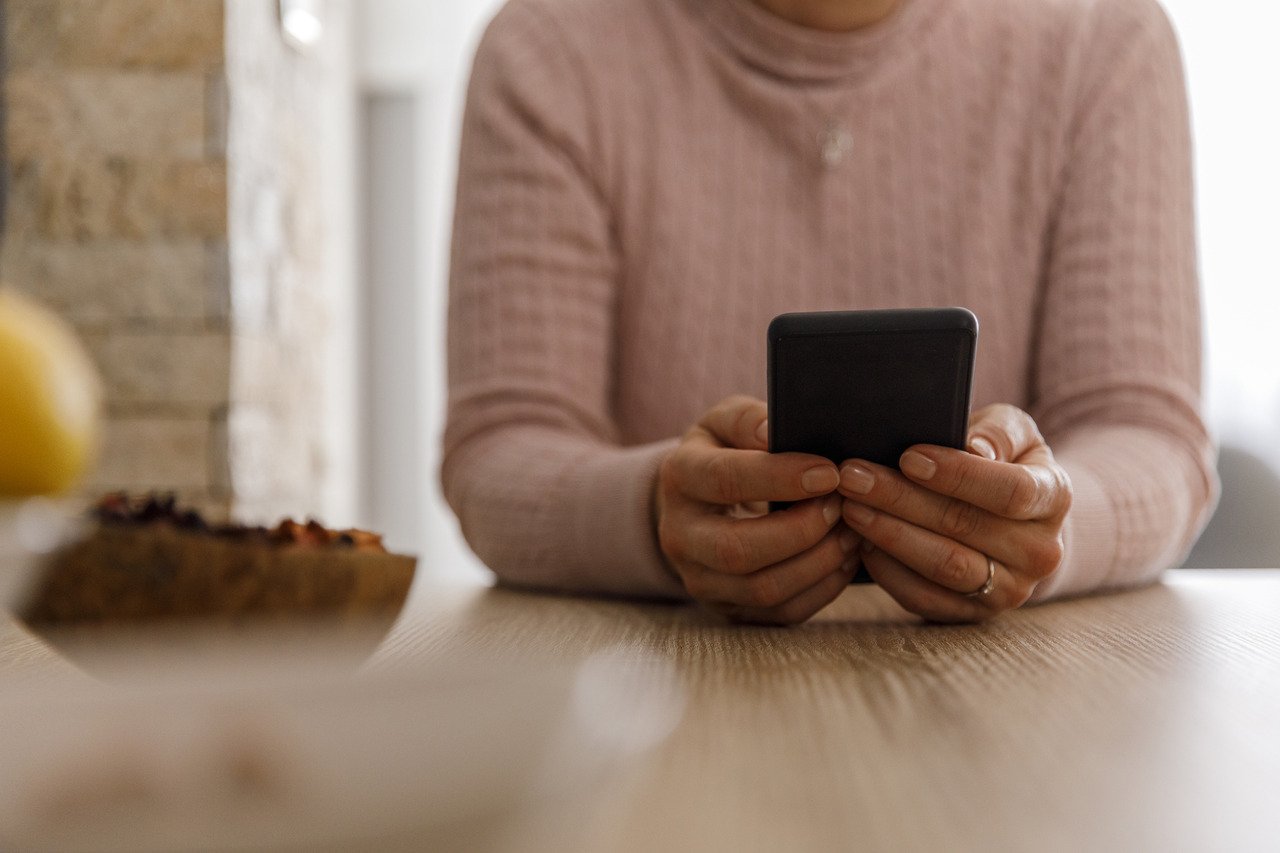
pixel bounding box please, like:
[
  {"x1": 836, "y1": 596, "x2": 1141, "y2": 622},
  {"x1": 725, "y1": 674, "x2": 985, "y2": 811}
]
[{"x1": 3, "y1": 569, "x2": 1279, "y2": 851}]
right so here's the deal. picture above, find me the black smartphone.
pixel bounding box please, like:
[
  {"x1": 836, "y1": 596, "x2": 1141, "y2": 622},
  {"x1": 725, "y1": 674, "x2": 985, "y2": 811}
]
[{"x1": 767, "y1": 308, "x2": 978, "y2": 582}]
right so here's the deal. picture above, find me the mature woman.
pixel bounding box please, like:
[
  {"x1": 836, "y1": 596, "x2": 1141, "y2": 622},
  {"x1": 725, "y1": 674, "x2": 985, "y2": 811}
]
[{"x1": 442, "y1": 0, "x2": 1217, "y2": 623}]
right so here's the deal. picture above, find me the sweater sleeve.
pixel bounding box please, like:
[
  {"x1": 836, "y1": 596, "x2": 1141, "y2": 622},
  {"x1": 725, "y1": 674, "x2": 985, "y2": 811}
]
[
  {"x1": 441, "y1": 3, "x2": 686, "y2": 599},
  {"x1": 1029, "y1": 0, "x2": 1218, "y2": 600}
]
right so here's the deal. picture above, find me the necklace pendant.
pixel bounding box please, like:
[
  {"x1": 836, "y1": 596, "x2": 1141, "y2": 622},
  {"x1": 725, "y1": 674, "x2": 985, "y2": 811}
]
[{"x1": 820, "y1": 123, "x2": 853, "y2": 169}]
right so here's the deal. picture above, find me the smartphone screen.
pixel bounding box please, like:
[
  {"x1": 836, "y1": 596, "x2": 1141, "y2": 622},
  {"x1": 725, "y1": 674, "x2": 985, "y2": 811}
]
[
  {"x1": 770, "y1": 324, "x2": 975, "y2": 467},
  {"x1": 767, "y1": 308, "x2": 978, "y2": 583}
]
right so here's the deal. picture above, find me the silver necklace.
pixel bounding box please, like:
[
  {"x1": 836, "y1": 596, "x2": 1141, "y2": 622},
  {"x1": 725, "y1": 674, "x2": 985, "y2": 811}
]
[
  {"x1": 818, "y1": 119, "x2": 855, "y2": 169},
  {"x1": 803, "y1": 81, "x2": 857, "y2": 169}
]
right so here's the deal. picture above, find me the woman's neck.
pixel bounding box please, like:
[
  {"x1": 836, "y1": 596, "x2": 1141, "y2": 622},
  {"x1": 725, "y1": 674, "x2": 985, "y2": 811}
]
[{"x1": 748, "y1": 0, "x2": 902, "y2": 32}]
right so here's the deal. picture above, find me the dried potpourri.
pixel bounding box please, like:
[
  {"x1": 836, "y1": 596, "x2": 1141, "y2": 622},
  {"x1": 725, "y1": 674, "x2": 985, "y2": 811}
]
[{"x1": 92, "y1": 493, "x2": 387, "y2": 551}]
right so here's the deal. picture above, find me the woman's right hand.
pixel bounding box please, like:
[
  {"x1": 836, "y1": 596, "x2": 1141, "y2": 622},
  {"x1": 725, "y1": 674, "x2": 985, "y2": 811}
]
[{"x1": 654, "y1": 395, "x2": 860, "y2": 625}]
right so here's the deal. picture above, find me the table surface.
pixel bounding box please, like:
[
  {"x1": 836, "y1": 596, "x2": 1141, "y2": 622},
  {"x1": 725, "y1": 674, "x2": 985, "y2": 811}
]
[{"x1": 3, "y1": 569, "x2": 1280, "y2": 852}]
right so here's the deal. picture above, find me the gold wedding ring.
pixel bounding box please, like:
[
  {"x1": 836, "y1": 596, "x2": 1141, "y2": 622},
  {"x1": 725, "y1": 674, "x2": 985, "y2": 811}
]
[{"x1": 966, "y1": 556, "x2": 997, "y2": 598}]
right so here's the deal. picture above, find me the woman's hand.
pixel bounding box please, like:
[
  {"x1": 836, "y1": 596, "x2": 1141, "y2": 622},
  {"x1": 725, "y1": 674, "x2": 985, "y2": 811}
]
[
  {"x1": 655, "y1": 395, "x2": 860, "y2": 625},
  {"x1": 838, "y1": 404, "x2": 1072, "y2": 622}
]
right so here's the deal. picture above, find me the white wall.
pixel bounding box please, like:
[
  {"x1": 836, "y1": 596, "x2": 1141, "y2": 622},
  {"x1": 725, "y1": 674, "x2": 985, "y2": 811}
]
[
  {"x1": 356, "y1": 0, "x2": 1280, "y2": 575},
  {"x1": 357, "y1": 0, "x2": 503, "y2": 580},
  {"x1": 1161, "y1": 0, "x2": 1280, "y2": 463}
]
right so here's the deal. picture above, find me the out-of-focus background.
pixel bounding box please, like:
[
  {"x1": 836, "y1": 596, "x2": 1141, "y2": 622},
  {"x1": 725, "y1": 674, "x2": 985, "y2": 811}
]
[{"x1": 2, "y1": 0, "x2": 1276, "y2": 581}]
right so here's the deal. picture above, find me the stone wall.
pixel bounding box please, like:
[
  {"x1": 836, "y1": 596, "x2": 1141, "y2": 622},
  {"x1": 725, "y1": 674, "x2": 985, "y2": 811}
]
[
  {"x1": 3, "y1": 0, "x2": 231, "y2": 516},
  {"x1": 2, "y1": 1, "x2": 356, "y2": 525},
  {"x1": 223, "y1": 1, "x2": 357, "y2": 526}
]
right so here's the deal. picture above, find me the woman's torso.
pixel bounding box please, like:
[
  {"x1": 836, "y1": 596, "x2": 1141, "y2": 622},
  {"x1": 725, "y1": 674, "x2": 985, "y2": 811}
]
[{"x1": 529, "y1": 0, "x2": 1089, "y2": 444}]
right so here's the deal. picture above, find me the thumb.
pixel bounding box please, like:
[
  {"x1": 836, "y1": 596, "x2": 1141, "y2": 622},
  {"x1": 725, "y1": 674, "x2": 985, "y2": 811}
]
[
  {"x1": 966, "y1": 403, "x2": 1044, "y2": 464},
  {"x1": 700, "y1": 395, "x2": 769, "y2": 451}
]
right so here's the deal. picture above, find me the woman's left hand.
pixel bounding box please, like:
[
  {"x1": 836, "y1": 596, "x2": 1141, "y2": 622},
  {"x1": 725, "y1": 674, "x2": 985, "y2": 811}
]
[{"x1": 837, "y1": 404, "x2": 1072, "y2": 622}]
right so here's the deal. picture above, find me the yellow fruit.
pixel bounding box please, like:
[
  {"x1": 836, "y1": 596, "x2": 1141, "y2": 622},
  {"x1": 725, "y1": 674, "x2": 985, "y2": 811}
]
[{"x1": 0, "y1": 288, "x2": 102, "y2": 496}]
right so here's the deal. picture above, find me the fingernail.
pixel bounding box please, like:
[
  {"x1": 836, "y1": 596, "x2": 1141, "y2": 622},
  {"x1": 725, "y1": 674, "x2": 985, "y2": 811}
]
[
  {"x1": 844, "y1": 502, "x2": 874, "y2": 526},
  {"x1": 802, "y1": 466, "x2": 839, "y2": 494},
  {"x1": 840, "y1": 464, "x2": 874, "y2": 495},
  {"x1": 969, "y1": 436, "x2": 997, "y2": 460},
  {"x1": 900, "y1": 450, "x2": 937, "y2": 481},
  {"x1": 822, "y1": 496, "x2": 841, "y2": 525},
  {"x1": 841, "y1": 557, "x2": 858, "y2": 575},
  {"x1": 838, "y1": 529, "x2": 858, "y2": 553},
  {"x1": 756, "y1": 418, "x2": 769, "y2": 447}
]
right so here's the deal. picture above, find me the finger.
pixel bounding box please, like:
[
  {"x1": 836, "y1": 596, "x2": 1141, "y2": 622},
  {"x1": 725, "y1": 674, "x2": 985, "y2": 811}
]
[
  {"x1": 836, "y1": 460, "x2": 1065, "y2": 582},
  {"x1": 730, "y1": 500, "x2": 770, "y2": 519},
  {"x1": 842, "y1": 500, "x2": 995, "y2": 594},
  {"x1": 673, "y1": 435, "x2": 839, "y2": 505},
  {"x1": 725, "y1": 562, "x2": 856, "y2": 626},
  {"x1": 860, "y1": 546, "x2": 988, "y2": 623},
  {"x1": 685, "y1": 524, "x2": 859, "y2": 610},
  {"x1": 837, "y1": 459, "x2": 1031, "y2": 560},
  {"x1": 680, "y1": 496, "x2": 844, "y2": 575},
  {"x1": 699, "y1": 395, "x2": 770, "y2": 451},
  {"x1": 895, "y1": 446, "x2": 1071, "y2": 522},
  {"x1": 965, "y1": 403, "x2": 1041, "y2": 463}
]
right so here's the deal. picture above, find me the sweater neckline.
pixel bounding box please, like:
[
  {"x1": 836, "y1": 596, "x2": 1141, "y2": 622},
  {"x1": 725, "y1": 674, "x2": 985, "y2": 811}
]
[{"x1": 688, "y1": 0, "x2": 943, "y2": 84}]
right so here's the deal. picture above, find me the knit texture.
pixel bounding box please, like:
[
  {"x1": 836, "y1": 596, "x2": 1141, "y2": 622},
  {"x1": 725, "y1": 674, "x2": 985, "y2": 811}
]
[{"x1": 443, "y1": 0, "x2": 1218, "y2": 601}]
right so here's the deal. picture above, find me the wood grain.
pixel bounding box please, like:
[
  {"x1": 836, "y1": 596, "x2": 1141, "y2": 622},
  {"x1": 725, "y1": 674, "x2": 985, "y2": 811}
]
[
  {"x1": 373, "y1": 570, "x2": 1280, "y2": 852},
  {"x1": 3, "y1": 569, "x2": 1279, "y2": 851}
]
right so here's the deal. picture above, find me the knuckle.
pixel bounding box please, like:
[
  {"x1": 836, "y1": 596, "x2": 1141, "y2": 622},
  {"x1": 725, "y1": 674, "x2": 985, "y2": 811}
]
[
  {"x1": 868, "y1": 517, "x2": 901, "y2": 550},
  {"x1": 1003, "y1": 473, "x2": 1041, "y2": 518},
  {"x1": 1018, "y1": 407, "x2": 1047, "y2": 442},
  {"x1": 709, "y1": 395, "x2": 764, "y2": 446},
  {"x1": 878, "y1": 477, "x2": 909, "y2": 513},
  {"x1": 1028, "y1": 535, "x2": 1065, "y2": 579},
  {"x1": 704, "y1": 453, "x2": 742, "y2": 504},
  {"x1": 937, "y1": 546, "x2": 973, "y2": 589},
  {"x1": 712, "y1": 528, "x2": 753, "y2": 575},
  {"x1": 973, "y1": 402, "x2": 999, "y2": 418},
  {"x1": 976, "y1": 404, "x2": 1039, "y2": 462},
  {"x1": 992, "y1": 402, "x2": 1022, "y2": 424},
  {"x1": 680, "y1": 424, "x2": 713, "y2": 453},
  {"x1": 993, "y1": 403, "x2": 1032, "y2": 437},
  {"x1": 1046, "y1": 534, "x2": 1066, "y2": 571},
  {"x1": 1052, "y1": 466, "x2": 1074, "y2": 515},
  {"x1": 969, "y1": 404, "x2": 999, "y2": 432},
  {"x1": 705, "y1": 397, "x2": 736, "y2": 425},
  {"x1": 1004, "y1": 578, "x2": 1037, "y2": 609},
  {"x1": 938, "y1": 500, "x2": 982, "y2": 540},
  {"x1": 949, "y1": 463, "x2": 979, "y2": 500}
]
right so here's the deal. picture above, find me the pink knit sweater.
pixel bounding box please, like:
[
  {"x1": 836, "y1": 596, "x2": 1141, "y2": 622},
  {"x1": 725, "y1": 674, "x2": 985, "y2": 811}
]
[{"x1": 443, "y1": 0, "x2": 1218, "y2": 601}]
